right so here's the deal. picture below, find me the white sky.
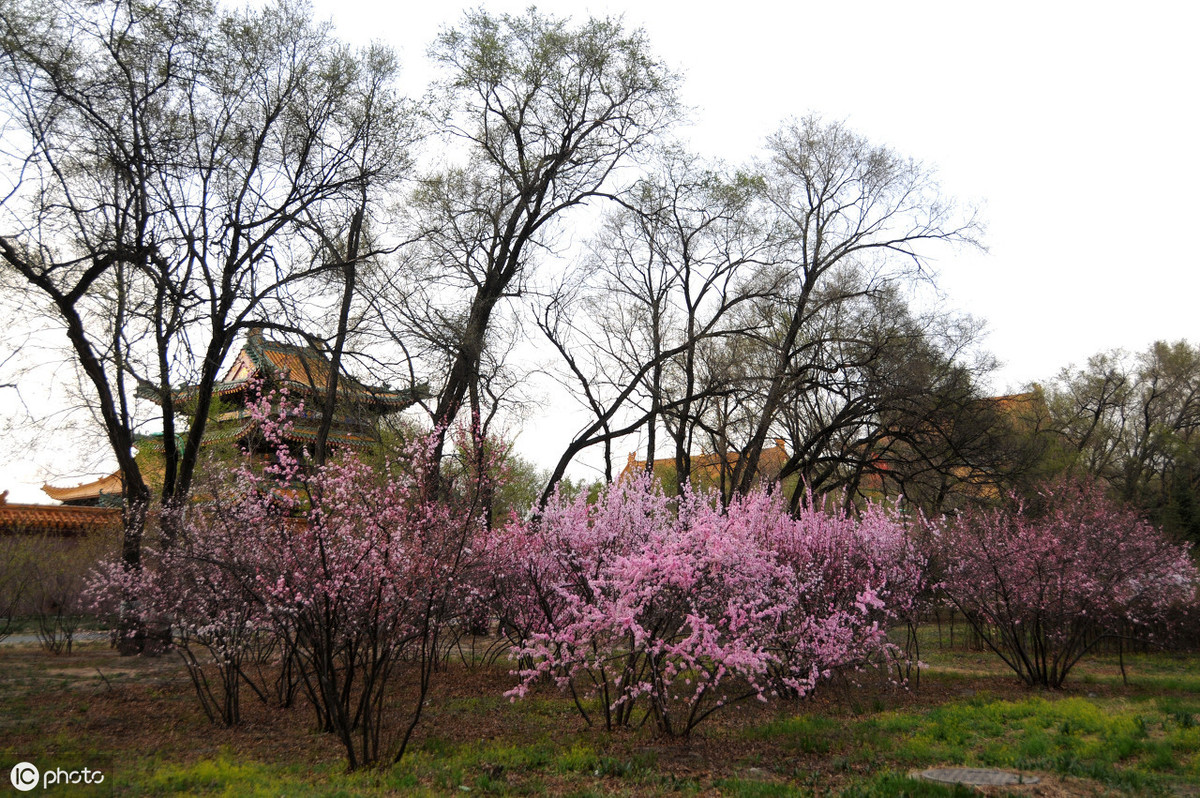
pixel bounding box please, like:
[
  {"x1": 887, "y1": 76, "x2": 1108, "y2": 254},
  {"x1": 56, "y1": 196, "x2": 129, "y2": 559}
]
[{"x1": 3, "y1": 0, "x2": 1198, "y2": 500}]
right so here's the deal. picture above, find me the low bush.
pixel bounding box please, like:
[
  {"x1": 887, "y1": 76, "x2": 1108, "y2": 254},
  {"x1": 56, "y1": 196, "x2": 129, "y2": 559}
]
[
  {"x1": 494, "y1": 477, "x2": 926, "y2": 736},
  {"x1": 935, "y1": 478, "x2": 1199, "y2": 688}
]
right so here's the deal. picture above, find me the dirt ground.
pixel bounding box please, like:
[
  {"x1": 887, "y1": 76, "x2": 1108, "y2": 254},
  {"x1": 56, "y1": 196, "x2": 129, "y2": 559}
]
[{"x1": 0, "y1": 639, "x2": 1192, "y2": 796}]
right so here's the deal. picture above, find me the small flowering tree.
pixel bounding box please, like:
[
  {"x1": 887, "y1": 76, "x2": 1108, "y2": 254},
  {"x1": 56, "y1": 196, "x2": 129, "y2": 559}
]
[
  {"x1": 90, "y1": 516, "x2": 267, "y2": 725},
  {"x1": 499, "y1": 476, "x2": 926, "y2": 736},
  {"x1": 245, "y1": 443, "x2": 486, "y2": 768},
  {"x1": 937, "y1": 478, "x2": 1199, "y2": 688},
  {"x1": 90, "y1": 390, "x2": 492, "y2": 768}
]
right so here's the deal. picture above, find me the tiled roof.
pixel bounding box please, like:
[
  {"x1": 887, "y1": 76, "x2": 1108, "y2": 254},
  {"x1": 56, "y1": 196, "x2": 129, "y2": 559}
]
[
  {"x1": 276, "y1": 423, "x2": 381, "y2": 448},
  {"x1": 237, "y1": 330, "x2": 421, "y2": 409},
  {"x1": 41, "y1": 471, "x2": 123, "y2": 503},
  {"x1": 0, "y1": 500, "x2": 120, "y2": 536},
  {"x1": 985, "y1": 392, "x2": 1043, "y2": 421},
  {"x1": 152, "y1": 329, "x2": 424, "y2": 412}
]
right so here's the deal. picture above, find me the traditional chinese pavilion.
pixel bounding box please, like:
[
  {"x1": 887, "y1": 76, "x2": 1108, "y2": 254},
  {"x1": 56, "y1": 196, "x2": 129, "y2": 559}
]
[
  {"x1": 34, "y1": 329, "x2": 424, "y2": 510},
  {"x1": 166, "y1": 327, "x2": 425, "y2": 453},
  {"x1": 41, "y1": 471, "x2": 124, "y2": 507}
]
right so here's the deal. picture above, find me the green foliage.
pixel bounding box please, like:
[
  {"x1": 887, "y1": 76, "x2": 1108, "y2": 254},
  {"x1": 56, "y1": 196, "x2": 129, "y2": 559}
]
[
  {"x1": 489, "y1": 452, "x2": 544, "y2": 519},
  {"x1": 1045, "y1": 339, "x2": 1200, "y2": 543},
  {"x1": 839, "y1": 773, "x2": 976, "y2": 798},
  {"x1": 745, "y1": 714, "x2": 840, "y2": 754}
]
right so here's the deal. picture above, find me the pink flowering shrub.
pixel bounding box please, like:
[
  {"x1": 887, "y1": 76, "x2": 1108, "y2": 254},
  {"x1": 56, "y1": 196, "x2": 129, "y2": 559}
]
[
  {"x1": 240, "y1": 445, "x2": 486, "y2": 768},
  {"x1": 90, "y1": 391, "x2": 491, "y2": 769},
  {"x1": 497, "y1": 475, "x2": 926, "y2": 736},
  {"x1": 936, "y1": 478, "x2": 1199, "y2": 688},
  {"x1": 763, "y1": 494, "x2": 930, "y2": 691},
  {"x1": 89, "y1": 509, "x2": 268, "y2": 726}
]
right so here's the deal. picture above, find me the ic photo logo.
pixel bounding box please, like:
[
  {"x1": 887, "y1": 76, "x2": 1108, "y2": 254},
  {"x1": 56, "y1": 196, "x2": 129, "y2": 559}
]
[
  {"x1": 8, "y1": 760, "x2": 107, "y2": 792},
  {"x1": 9, "y1": 762, "x2": 38, "y2": 792}
]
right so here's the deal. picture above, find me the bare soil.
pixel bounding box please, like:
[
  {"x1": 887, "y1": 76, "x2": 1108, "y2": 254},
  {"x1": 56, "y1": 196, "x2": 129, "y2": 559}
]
[{"x1": 0, "y1": 640, "x2": 1187, "y2": 796}]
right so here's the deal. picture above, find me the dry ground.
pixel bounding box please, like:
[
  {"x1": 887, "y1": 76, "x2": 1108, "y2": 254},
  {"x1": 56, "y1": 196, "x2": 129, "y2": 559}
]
[{"x1": 1, "y1": 636, "x2": 1197, "y2": 796}]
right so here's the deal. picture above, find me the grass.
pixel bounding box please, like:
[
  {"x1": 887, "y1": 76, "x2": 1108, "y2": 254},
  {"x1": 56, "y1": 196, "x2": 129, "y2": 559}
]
[{"x1": 1, "y1": 630, "x2": 1198, "y2": 795}]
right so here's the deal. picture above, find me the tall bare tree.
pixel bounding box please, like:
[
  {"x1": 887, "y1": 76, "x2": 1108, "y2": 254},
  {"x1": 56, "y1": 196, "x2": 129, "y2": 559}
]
[
  {"x1": 726, "y1": 116, "x2": 982, "y2": 497},
  {"x1": 0, "y1": 0, "x2": 407, "y2": 643},
  {"x1": 379, "y1": 8, "x2": 679, "y2": 490},
  {"x1": 538, "y1": 149, "x2": 777, "y2": 498}
]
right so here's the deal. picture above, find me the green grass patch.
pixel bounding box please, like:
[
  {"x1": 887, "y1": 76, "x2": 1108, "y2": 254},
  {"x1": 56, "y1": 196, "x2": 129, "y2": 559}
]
[
  {"x1": 839, "y1": 773, "x2": 977, "y2": 797},
  {"x1": 129, "y1": 751, "x2": 398, "y2": 797},
  {"x1": 871, "y1": 694, "x2": 1190, "y2": 792},
  {"x1": 746, "y1": 713, "x2": 841, "y2": 754},
  {"x1": 713, "y1": 777, "x2": 808, "y2": 797}
]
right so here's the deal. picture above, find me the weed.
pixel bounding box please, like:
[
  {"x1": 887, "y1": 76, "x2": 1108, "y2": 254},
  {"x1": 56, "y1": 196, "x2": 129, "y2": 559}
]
[
  {"x1": 554, "y1": 741, "x2": 605, "y2": 775},
  {"x1": 749, "y1": 714, "x2": 840, "y2": 754},
  {"x1": 839, "y1": 773, "x2": 975, "y2": 797},
  {"x1": 713, "y1": 778, "x2": 806, "y2": 797}
]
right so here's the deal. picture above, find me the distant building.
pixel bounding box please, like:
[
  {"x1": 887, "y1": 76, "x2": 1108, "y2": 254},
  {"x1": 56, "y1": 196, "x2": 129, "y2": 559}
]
[
  {"x1": 152, "y1": 327, "x2": 425, "y2": 453},
  {"x1": 622, "y1": 439, "x2": 791, "y2": 490},
  {"x1": 36, "y1": 328, "x2": 426, "y2": 511},
  {"x1": 0, "y1": 490, "x2": 119, "y2": 536},
  {"x1": 618, "y1": 391, "x2": 1048, "y2": 507},
  {"x1": 41, "y1": 472, "x2": 124, "y2": 507}
]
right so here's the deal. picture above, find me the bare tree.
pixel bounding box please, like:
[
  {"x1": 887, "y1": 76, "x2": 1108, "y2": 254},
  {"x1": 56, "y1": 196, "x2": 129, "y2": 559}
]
[
  {"x1": 0, "y1": 0, "x2": 407, "y2": 648},
  {"x1": 539, "y1": 149, "x2": 777, "y2": 497},
  {"x1": 288, "y1": 44, "x2": 417, "y2": 467},
  {"x1": 777, "y1": 290, "x2": 1017, "y2": 512},
  {"x1": 726, "y1": 115, "x2": 982, "y2": 497},
  {"x1": 377, "y1": 8, "x2": 679, "y2": 490},
  {"x1": 1, "y1": 0, "x2": 199, "y2": 583},
  {"x1": 538, "y1": 121, "x2": 985, "y2": 508}
]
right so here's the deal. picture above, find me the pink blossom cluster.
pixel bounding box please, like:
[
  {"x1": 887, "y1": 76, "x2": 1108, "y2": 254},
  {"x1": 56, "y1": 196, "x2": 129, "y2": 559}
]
[
  {"x1": 759, "y1": 493, "x2": 928, "y2": 689},
  {"x1": 89, "y1": 389, "x2": 492, "y2": 767},
  {"x1": 935, "y1": 478, "x2": 1199, "y2": 688},
  {"x1": 490, "y1": 475, "x2": 926, "y2": 736},
  {"x1": 86, "y1": 387, "x2": 308, "y2": 666}
]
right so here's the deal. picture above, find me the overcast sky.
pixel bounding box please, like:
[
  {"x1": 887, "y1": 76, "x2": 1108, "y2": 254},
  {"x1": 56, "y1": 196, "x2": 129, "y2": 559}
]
[
  {"x1": 311, "y1": 0, "x2": 1197, "y2": 392},
  {"x1": 3, "y1": 0, "x2": 1197, "y2": 500},
  {"x1": 317, "y1": 0, "x2": 1200, "y2": 479}
]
